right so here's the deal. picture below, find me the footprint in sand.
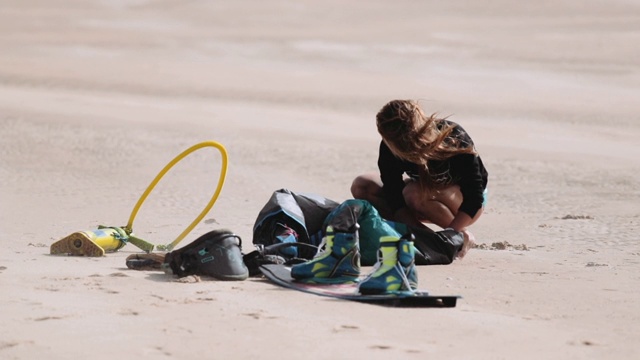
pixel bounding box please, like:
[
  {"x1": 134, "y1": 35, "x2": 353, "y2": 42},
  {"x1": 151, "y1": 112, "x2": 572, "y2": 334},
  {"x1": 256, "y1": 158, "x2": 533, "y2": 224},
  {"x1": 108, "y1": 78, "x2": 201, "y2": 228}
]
[
  {"x1": 370, "y1": 345, "x2": 393, "y2": 350},
  {"x1": 155, "y1": 347, "x2": 172, "y2": 356},
  {"x1": 32, "y1": 315, "x2": 67, "y2": 321},
  {"x1": 333, "y1": 324, "x2": 360, "y2": 333},
  {"x1": 1, "y1": 340, "x2": 34, "y2": 350},
  {"x1": 243, "y1": 311, "x2": 278, "y2": 320},
  {"x1": 196, "y1": 297, "x2": 216, "y2": 301},
  {"x1": 118, "y1": 309, "x2": 140, "y2": 316}
]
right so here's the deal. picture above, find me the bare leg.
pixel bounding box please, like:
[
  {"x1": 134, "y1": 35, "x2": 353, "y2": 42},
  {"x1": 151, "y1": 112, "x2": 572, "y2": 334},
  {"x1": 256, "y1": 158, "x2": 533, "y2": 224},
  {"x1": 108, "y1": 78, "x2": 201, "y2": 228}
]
[
  {"x1": 350, "y1": 173, "x2": 393, "y2": 219},
  {"x1": 353, "y1": 174, "x2": 482, "y2": 258},
  {"x1": 402, "y1": 181, "x2": 459, "y2": 228},
  {"x1": 351, "y1": 174, "x2": 429, "y2": 227},
  {"x1": 403, "y1": 181, "x2": 483, "y2": 259}
]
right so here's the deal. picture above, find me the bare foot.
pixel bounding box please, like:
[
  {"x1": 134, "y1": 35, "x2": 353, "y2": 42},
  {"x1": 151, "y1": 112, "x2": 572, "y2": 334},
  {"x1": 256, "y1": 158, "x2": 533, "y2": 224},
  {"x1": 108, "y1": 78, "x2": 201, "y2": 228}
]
[{"x1": 457, "y1": 230, "x2": 476, "y2": 259}]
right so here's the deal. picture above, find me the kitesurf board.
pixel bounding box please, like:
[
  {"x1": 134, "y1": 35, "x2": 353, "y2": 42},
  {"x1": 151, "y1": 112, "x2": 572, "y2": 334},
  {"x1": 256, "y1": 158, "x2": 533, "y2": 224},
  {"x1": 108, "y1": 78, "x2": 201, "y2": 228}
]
[{"x1": 259, "y1": 264, "x2": 459, "y2": 308}]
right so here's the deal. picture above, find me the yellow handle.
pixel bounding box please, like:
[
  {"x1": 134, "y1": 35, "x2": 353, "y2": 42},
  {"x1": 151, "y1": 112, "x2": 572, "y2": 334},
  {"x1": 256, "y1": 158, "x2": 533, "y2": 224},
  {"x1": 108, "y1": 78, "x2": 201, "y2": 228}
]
[{"x1": 124, "y1": 141, "x2": 228, "y2": 252}]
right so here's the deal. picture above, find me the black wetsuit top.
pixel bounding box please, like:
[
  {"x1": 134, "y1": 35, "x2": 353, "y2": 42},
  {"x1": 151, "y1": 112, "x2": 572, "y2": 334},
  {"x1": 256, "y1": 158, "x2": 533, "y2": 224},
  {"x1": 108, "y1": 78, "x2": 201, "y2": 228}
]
[{"x1": 378, "y1": 120, "x2": 488, "y2": 218}]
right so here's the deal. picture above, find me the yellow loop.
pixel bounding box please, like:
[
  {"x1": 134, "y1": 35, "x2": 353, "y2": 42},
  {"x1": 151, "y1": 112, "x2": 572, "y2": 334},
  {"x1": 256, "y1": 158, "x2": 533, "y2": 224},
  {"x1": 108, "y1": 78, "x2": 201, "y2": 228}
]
[{"x1": 124, "y1": 141, "x2": 228, "y2": 252}]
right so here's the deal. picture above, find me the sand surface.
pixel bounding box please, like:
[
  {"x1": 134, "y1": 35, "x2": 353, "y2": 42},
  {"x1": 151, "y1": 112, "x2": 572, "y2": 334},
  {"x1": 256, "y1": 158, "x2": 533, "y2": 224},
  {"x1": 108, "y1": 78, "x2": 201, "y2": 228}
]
[{"x1": 1, "y1": 1, "x2": 639, "y2": 359}]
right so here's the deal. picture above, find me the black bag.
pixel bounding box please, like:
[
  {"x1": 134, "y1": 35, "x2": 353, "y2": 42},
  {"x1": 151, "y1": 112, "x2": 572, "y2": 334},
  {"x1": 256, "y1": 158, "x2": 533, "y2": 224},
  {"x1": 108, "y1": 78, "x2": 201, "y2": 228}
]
[
  {"x1": 165, "y1": 229, "x2": 249, "y2": 281},
  {"x1": 410, "y1": 227, "x2": 464, "y2": 265},
  {"x1": 252, "y1": 189, "x2": 339, "y2": 259}
]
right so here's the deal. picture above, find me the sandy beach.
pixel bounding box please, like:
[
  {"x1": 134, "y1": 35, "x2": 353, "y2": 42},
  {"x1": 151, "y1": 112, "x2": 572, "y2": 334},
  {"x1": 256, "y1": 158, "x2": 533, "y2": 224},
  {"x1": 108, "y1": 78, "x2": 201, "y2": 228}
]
[{"x1": 1, "y1": 1, "x2": 639, "y2": 359}]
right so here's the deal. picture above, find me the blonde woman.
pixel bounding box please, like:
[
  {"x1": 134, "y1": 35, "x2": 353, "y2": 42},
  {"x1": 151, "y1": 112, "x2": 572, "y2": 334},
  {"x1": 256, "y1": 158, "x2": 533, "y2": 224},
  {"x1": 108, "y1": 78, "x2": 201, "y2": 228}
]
[{"x1": 351, "y1": 100, "x2": 488, "y2": 258}]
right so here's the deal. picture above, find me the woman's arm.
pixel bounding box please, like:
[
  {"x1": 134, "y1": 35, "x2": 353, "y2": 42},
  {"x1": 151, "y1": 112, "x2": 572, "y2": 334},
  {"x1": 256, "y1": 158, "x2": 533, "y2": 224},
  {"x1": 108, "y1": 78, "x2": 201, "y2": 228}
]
[{"x1": 448, "y1": 211, "x2": 475, "y2": 232}]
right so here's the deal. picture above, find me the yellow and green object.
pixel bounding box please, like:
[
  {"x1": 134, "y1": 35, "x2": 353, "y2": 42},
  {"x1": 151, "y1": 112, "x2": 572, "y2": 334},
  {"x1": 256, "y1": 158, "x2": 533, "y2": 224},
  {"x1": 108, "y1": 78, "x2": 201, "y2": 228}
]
[{"x1": 50, "y1": 140, "x2": 228, "y2": 257}]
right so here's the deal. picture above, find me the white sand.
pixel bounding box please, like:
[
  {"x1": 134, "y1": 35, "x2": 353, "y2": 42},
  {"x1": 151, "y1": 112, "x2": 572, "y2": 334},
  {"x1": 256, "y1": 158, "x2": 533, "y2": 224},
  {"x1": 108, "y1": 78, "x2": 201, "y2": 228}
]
[{"x1": 1, "y1": 1, "x2": 639, "y2": 359}]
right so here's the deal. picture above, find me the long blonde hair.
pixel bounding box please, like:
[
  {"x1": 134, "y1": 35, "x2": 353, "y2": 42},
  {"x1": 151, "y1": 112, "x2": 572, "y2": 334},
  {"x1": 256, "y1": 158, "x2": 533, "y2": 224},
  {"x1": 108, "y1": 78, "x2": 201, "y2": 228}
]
[{"x1": 376, "y1": 99, "x2": 476, "y2": 165}]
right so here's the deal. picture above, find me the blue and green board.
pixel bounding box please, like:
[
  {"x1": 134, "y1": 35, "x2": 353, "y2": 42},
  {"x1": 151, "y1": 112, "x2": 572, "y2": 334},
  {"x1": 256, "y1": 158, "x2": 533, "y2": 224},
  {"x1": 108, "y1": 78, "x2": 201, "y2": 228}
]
[{"x1": 259, "y1": 264, "x2": 460, "y2": 308}]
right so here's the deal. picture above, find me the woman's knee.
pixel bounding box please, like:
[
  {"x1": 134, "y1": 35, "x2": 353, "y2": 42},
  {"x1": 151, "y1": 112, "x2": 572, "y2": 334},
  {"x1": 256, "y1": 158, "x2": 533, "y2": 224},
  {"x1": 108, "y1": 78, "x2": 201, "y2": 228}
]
[
  {"x1": 350, "y1": 176, "x2": 366, "y2": 198},
  {"x1": 350, "y1": 174, "x2": 381, "y2": 199}
]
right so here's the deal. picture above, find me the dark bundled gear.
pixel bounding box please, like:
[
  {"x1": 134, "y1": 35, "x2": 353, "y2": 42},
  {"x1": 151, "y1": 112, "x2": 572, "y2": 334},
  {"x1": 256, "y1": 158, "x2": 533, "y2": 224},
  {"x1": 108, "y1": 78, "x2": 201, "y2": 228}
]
[
  {"x1": 251, "y1": 188, "x2": 465, "y2": 268},
  {"x1": 165, "y1": 229, "x2": 249, "y2": 280},
  {"x1": 126, "y1": 229, "x2": 249, "y2": 281}
]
